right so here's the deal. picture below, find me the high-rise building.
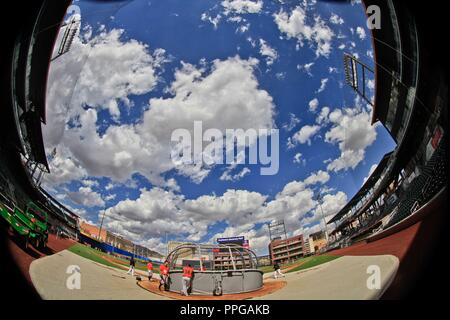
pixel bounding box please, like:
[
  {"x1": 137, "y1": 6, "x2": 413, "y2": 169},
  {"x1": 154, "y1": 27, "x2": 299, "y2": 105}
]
[
  {"x1": 309, "y1": 231, "x2": 328, "y2": 253},
  {"x1": 303, "y1": 236, "x2": 315, "y2": 256},
  {"x1": 268, "y1": 234, "x2": 304, "y2": 265}
]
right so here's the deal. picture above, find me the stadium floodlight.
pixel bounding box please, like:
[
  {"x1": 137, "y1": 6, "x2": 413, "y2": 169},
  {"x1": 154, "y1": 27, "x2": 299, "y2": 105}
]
[
  {"x1": 97, "y1": 206, "x2": 107, "y2": 241},
  {"x1": 343, "y1": 52, "x2": 375, "y2": 107},
  {"x1": 315, "y1": 192, "x2": 329, "y2": 248},
  {"x1": 51, "y1": 14, "x2": 80, "y2": 61},
  {"x1": 268, "y1": 220, "x2": 287, "y2": 241}
]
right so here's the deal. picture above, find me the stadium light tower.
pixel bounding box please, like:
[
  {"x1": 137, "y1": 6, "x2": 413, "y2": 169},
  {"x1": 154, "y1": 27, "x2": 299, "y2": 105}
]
[
  {"x1": 165, "y1": 231, "x2": 169, "y2": 256},
  {"x1": 97, "y1": 206, "x2": 107, "y2": 241},
  {"x1": 343, "y1": 53, "x2": 375, "y2": 106},
  {"x1": 268, "y1": 220, "x2": 287, "y2": 241},
  {"x1": 51, "y1": 14, "x2": 80, "y2": 61},
  {"x1": 315, "y1": 192, "x2": 329, "y2": 247}
]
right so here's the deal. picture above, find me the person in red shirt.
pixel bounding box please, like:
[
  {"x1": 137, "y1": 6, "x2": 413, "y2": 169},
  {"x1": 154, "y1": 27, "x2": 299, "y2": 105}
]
[
  {"x1": 159, "y1": 261, "x2": 170, "y2": 291},
  {"x1": 147, "y1": 260, "x2": 153, "y2": 281},
  {"x1": 181, "y1": 264, "x2": 194, "y2": 296}
]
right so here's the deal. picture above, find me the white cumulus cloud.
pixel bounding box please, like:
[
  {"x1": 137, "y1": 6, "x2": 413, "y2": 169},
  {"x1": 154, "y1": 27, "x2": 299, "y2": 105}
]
[
  {"x1": 45, "y1": 24, "x2": 276, "y2": 187},
  {"x1": 259, "y1": 38, "x2": 278, "y2": 66},
  {"x1": 221, "y1": 0, "x2": 263, "y2": 15},
  {"x1": 274, "y1": 6, "x2": 334, "y2": 57},
  {"x1": 67, "y1": 186, "x2": 105, "y2": 208},
  {"x1": 309, "y1": 98, "x2": 319, "y2": 112},
  {"x1": 356, "y1": 26, "x2": 366, "y2": 40},
  {"x1": 292, "y1": 124, "x2": 321, "y2": 146},
  {"x1": 325, "y1": 108, "x2": 378, "y2": 172}
]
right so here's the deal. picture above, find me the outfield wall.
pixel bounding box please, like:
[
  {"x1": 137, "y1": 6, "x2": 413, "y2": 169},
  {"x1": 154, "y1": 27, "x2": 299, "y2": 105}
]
[{"x1": 79, "y1": 234, "x2": 157, "y2": 261}]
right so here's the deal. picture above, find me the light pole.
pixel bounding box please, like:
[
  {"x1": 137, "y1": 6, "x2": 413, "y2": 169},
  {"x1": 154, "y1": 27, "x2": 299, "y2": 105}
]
[
  {"x1": 315, "y1": 192, "x2": 329, "y2": 248},
  {"x1": 98, "y1": 206, "x2": 107, "y2": 241},
  {"x1": 165, "y1": 231, "x2": 169, "y2": 256}
]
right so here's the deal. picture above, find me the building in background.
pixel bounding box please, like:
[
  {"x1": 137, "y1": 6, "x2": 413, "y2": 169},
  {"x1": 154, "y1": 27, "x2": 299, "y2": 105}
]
[
  {"x1": 257, "y1": 255, "x2": 271, "y2": 266},
  {"x1": 107, "y1": 233, "x2": 133, "y2": 252},
  {"x1": 135, "y1": 244, "x2": 154, "y2": 258},
  {"x1": 213, "y1": 236, "x2": 252, "y2": 270},
  {"x1": 303, "y1": 236, "x2": 316, "y2": 256},
  {"x1": 309, "y1": 231, "x2": 328, "y2": 253},
  {"x1": 167, "y1": 241, "x2": 195, "y2": 259},
  {"x1": 268, "y1": 234, "x2": 304, "y2": 265},
  {"x1": 79, "y1": 220, "x2": 106, "y2": 241},
  {"x1": 79, "y1": 221, "x2": 159, "y2": 257}
]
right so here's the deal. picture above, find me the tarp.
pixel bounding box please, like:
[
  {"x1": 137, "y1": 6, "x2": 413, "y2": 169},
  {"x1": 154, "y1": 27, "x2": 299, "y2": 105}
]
[{"x1": 79, "y1": 234, "x2": 149, "y2": 261}]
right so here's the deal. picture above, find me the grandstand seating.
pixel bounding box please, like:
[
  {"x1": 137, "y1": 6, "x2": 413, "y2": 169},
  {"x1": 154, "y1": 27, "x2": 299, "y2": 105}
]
[
  {"x1": 330, "y1": 137, "x2": 446, "y2": 247},
  {"x1": 384, "y1": 138, "x2": 446, "y2": 228},
  {"x1": 0, "y1": 171, "x2": 17, "y2": 211},
  {"x1": 380, "y1": 196, "x2": 400, "y2": 218}
]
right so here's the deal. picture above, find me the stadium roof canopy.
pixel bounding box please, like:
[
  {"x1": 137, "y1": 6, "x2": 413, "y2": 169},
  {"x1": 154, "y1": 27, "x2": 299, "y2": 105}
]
[
  {"x1": 10, "y1": 1, "x2": 71, "y2": 173},
  {"x1": 39, "y1": 186, "x2": 80, "y2": 219},
  {"x1": 329, "y1": 0, "x2": 434, "y2": 228},
  {"x1": 328, "y1": 151, "x2": 394, "y2": 224}
]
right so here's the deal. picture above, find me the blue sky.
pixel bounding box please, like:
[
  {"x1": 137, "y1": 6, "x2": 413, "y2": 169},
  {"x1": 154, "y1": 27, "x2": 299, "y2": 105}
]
[{"x1": 43, "y1": 0, "x2": 395, "y2": 255}]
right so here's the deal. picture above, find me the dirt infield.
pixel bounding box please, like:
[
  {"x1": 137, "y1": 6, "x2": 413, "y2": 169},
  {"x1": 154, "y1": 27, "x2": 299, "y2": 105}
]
[
  {"x1": 137, "y1": 278, "x2": 287, "y2": 300},
  {"x1": 6, "y1": 231, "x2": 76, "y2": 284}
]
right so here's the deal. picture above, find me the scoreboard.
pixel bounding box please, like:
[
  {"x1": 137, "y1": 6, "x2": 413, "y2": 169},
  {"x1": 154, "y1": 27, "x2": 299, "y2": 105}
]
[
  {"x1": 217, "y1": 236, "x2": 245, "y2": 246},
  {"x1": 216, "y1": 236, "x2": 250, "y2": 248}
]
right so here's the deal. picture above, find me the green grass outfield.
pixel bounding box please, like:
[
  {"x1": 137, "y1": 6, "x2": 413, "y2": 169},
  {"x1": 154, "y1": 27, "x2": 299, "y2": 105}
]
[
  {"x1": 258, "y1": 255, "x2": 340, "y2": 273},
  {"x1": 68, "y1": 243, "x2": 119, "y2": 269},
  {"x1": 258, "y1": 257, "x2": 306, "y2": 273},
  {"x1": 286, "y1": 255, "x2": 340, "y2": 273}
]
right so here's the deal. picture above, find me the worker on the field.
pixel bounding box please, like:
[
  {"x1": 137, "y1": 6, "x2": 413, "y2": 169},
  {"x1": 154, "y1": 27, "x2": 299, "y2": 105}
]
[
  {"x1": 126, "y1": 256, "x2": 136, "y2": 276},
  {"x1": 147, "y1": 260, "x2": 153, "y2": 281},
  {"x1": 273, "y1": 262, "x2": 285, "y2": 279},
  {"x1": 159, "y1": 261, "x2": 170, "y2": 291},
  {"x1": 181, "y1": 264, "x2": 194, "y2": 296}
]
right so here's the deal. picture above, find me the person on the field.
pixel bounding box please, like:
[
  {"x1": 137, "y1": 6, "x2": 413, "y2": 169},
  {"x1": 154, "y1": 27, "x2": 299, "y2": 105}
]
[
  {"x1": 273, "y1": 262, "x2": 285, "y2": 279},
  {"x1": 159, "y1": 261, "x2": 170, "y2": 291},
  {"x1": 181, "y1": 264, "x2": 194, "y2": 296},
  {"x1": 147, "y1": 260, "x2": 153, "y2": 281},
  {"x1": 126, "y1": 256, "x2": 136, "y2": 276}
]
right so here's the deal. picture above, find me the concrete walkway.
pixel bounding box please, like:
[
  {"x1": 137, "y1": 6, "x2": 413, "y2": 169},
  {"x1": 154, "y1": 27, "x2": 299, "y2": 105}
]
[
  {"x1": 254, "y1": 255, "x2": 399, "y2": 300},
  {"x1": 30, "y1": 251, "x2": 398, "y2": 300},
  {"x1": 29, "y1": 250, "x2": 167, "y2": 300}
]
